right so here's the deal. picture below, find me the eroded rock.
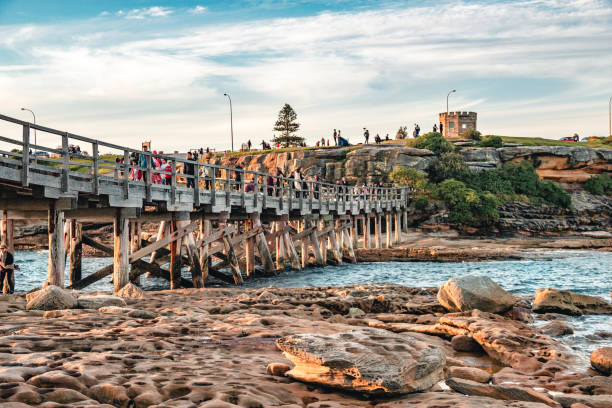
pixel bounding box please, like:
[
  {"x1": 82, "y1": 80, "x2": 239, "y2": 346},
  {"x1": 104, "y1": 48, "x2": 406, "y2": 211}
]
[
  {"x1": 590, "y1": 347, "x2": 612, "y2": 375},
  {"x1": 116, "y1": 282, "x2": 144, "y2": 299},
  {"x1": 77, "y1": 295, "x2": 126, "y2": 309},
  {"x1": 276, "y1": 328, "x2": 446, "y2": 394},
  {"x1": 533, "y1": 289, "x2": 612, "y2": 316}
]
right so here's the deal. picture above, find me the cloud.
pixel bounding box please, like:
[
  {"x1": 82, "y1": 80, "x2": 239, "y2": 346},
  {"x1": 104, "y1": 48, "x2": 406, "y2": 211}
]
[
  {"x1": 189, "y1": 6, "x2": 207, "y2": 15},
  {"x1": 0, "y1": 0, "x2": 611, "y2": 150},
  {"x1": 118, "y1": 6, "x2": 173, "y2": 20}
]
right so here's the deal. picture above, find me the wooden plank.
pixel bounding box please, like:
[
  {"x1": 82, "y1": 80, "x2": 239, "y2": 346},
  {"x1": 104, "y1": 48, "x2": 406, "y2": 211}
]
[
  {"x1": 283, "y1": 230, "x2": 301, "y2": 270},
  {"x1": 82, "y1": 234, "x2": 113, "y2": 256},
  {"x1": 308, "y1": 219, "x2": 324, "y2": 266},
  {"x1": 194, "y1": 224, "x2": 236, "y2": 247},
  {"x1": 252, "y1": 214, "x2": 274, "y2": 275},
  {"x1": 223, "y1": 236, "x2": 243, "y2": 284},
  {"x1": 130, "y1": 220, "x2": 198, "y2": 262},
  {"x1": 150, "y1": 220, "x2": 167, "y2": 264},
  {"x1": 130, "y1": 259, "x2": 192, "y2": 288}
]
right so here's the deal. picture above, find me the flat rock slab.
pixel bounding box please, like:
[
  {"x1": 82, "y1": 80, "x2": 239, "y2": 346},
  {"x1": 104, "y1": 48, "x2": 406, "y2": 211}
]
[
  {"x1": 437, "y1": 275, "x2": 515, "y2": 314},
  {"x1": 446, "y1": 377, "x2": 561, "y2": 407},
  {"x1": 276, "y1": 328, "x2": 446, "y2": 394},
  {"x1": 533, "y1": 288, "x2": 612, "y2": 315},
  {"x1": 98, "y1": 306, "x2": 156, "y2": 319},
  {"x1": 77, "y1": 295, "x2": 126, "y2": 309}
]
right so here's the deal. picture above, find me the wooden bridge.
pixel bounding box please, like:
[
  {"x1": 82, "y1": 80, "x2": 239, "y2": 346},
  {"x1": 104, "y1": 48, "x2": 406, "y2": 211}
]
[{"x1": 0, "y1": 113, "x2": 410, "y2": 293}]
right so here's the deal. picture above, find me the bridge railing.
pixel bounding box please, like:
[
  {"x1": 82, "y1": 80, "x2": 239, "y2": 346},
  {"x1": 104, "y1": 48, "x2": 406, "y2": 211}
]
[{"x1": 0, "y1": 113, "x2": 408, "y2": 207}]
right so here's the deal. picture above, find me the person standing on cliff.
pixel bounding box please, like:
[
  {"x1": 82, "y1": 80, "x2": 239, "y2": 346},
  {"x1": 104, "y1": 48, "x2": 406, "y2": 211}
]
[
  {"x1": 440, "y1": 122, "x2": 443, "y2": 135},
  {"x1": 433, "y1": 124, "x2": 438, "y2": 132},
  {"x1": 247, "y1": 140, "x2": 252, "y2": 151},
  {"x1": 364, "y1": 128, "x2": 369, "y2": 144},
  {"x1": 0, "y1": 243, "x2": 16, "y2": 294},
  {"x1": 333, "y1": 129, "x2": 337, "y2": 146}
]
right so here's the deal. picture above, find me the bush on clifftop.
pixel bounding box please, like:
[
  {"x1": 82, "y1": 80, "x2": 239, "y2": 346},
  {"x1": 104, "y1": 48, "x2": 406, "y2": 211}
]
[
  {"x1": 436, "y1": 179, "x2": 500, "y2": 223},
  {"x1": 429, "y1": 152, "x2": 470, "y2": 183},
  {"x1": 479, "y1": 135, "x2": 503, "y2": 148},
  {"x1": 460, "y1": 128, "x2": 482, "y2": 141},
  {"x1": 408, "y1": 132, "x2": 454, "y2": 154}
]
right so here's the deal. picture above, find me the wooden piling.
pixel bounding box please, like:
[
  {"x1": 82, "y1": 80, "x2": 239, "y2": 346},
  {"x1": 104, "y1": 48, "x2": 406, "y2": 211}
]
[
  {"x1": 375, "y1": 213, "x2": 382, "y2": 249},
  {"x1": 69, "y1": 220, "x2": 82, "y2": 286},
  {"x1": 308, "y1": 219, "x2": 324, "y2": 266},
  {"x1": 251, "y1": 214, "x2": 274, "y2": 275},
  {"x1": 364, "y1": 214, "x2": 371, "y2": 249},
  {"x1": 319, "y1": 219, "x2": 327, "y2": 264},
  {"x1": 176, "y1": 213, "x2": 203, "y2": 288},
  {"x1": 199, "y1": 217, "x2": 211, "y2": 285},
  {"x1": 245, "y1": 219, "x2": 255, "y2": 277},
  {"x1": 386, "y1": 213, "x2": 392, "y2": 249},
  {"x1": 394, "y1": 211, "x2": 401, "y2": 244},
  {"x1": 48, "y1": 205, "x2": 65, "y2": 287},
  {"x1": 223, "y1": 235, "x2": 243, "y2": 284},
  {"x1": 169, "y1": 213, "x2": 181, "y2": 290},
  {"x1": 113, "y1": 209, "x2": 129, "y2": 293},
  {"x1": 149, "y1": 220, "x2": 166, "y2": 264}
]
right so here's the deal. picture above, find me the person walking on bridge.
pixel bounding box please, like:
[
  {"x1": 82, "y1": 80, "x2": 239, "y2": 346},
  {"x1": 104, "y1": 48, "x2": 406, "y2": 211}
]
[{"x1": 0, "y1": 243, "x2": 17, "y2": 294}]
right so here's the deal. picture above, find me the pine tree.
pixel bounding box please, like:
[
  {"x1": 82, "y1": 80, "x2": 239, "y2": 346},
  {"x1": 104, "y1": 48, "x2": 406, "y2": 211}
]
[{"x1": 272, "y1": 104, "x2": 303, "y2": 148}]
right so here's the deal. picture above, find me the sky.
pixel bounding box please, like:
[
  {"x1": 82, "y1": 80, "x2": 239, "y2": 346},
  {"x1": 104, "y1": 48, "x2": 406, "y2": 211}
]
[{"x1": 0, "y1": 0, "x2": 611, "y2": 153}]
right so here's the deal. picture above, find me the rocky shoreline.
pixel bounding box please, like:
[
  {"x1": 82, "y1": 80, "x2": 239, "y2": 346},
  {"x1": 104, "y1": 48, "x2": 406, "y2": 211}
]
[{"x1": 1, "y1": 280, "x2": 611, "y2": 407}]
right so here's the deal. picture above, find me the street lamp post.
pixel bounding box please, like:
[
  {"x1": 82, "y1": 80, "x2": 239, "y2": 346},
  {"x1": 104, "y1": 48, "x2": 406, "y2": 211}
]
[
  {"x1": 609, "y1": 96, "x2": 611, "y2": 137},
  {"x1": 21, "y1": 107, "x2": 36, "y2": 147},
  {"x1": 446, "y1": 89, "x2": 456, "y2": 138},
  {"x1": 223, "y1": 93, "x2": 234, "y2": 152}
]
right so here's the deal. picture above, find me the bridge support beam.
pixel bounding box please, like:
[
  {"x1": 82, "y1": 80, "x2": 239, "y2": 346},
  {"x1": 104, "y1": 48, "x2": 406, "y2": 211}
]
[
  {"x1": 375, "y1": 214, "x2": 382, "y2": 249},
  {"x1": 1, "y1": 211, "x2": 15, "y2": 293},
  {"x1": 113, "y1": 209, "x2": 130, "y2": 293},
  {"x1": 385, "y1": 212, "x2": 393, "y2": 248},
  {"x1": 402, "y1": 210, "x2": 408, "y2": 233},
  {"x1": 129, "y1": 220, "x2": 140, "y2": 284},
  {"x1": 394, "y1": 211, "x2": 401, "y2": 244},
  {"x1": 69, "y1": 220, "x2": 82, "y2": 287},
  {"x1": 48, "y1": 205, "x2": 65, "y2": 287},
  {"x1": 308, "y1": 219, "x2": 324, "y2": 266},
  {"x1": 169, "y1": 213, "x2": 181, "y2": 290},
  {"x1": 363, "y1": 215, "x2": 370, "y2": 249}
]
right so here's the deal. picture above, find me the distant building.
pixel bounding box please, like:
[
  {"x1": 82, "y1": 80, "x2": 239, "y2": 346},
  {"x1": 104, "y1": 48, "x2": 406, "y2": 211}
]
[{"x1": 439, "y1": 111, "x2": 477, "y2": 138}]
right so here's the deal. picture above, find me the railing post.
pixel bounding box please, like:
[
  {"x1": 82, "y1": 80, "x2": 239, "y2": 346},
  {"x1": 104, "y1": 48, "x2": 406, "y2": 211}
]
[
  {"x1": 171, "y1": 160, "x2": 177, "y2": 204},
  {"x1": 194, "y1": 162, "x2": 200, "y2": 206},
  {"x1": 241, "y1": 169, "x2": 246, "y2": 207},
  {"x1": 145, "y1": 151, "x2": 152, "y2": 202},
  {"x1": 211, "y1": 167, "x2": 216, "y2": 206},
  {"x1": 92, "y1": 142, "x2": 99, "y2": 194},
  {"x1": 226, "y1": 169, "x2": 231, "y2": 207},
  {"x1": 61, "y1": 132, "x2": 70, "y2": 192},
  {"x1": 123, "y1": 150, "x2": 130, "y2": 199},
  {"x1": 21, "y1": 124, "x2": 30, "y2": 187},
  {"x1": 253, "y1": 173, "x2": 259, "y2": 208}
]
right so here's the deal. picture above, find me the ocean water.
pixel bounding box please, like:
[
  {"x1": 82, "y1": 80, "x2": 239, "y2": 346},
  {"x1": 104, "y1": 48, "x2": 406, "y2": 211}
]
[{"x1": 9, "y1": 249, "x2": 612, "y2": 361}]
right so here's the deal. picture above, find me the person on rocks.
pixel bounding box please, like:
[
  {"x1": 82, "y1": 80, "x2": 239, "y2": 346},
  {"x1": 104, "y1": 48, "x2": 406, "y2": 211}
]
[
  {"x1": 0, "y1": 243, "x2": 17, "y2": 294},
  {"x1": 333, "y1": 129, "x2": 337, "y2": 146}
]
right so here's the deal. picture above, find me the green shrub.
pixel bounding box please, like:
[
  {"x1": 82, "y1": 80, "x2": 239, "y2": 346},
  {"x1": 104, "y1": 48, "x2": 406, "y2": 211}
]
[
  {"x1": 539, "y1": 180, "x2": 572, "y2": 208},
  {"x1": 497, "y1": 161, "x2": 541, "y2": 197},
  {"x1": 464, "y1": 169, "x2": 514, "y2": 196},
  {"x1": 409, "y1": 132, "x2": 453, "y2": 154},
  {"x1": 584, "y1": 173, "x2": 612, "y2": 196},
  {"x1": 479, "y1": 135, "x2": 503, "y2": 148},
  {"x1": 413, "y1": 194, "x2": 429, "y2": 211},
  {"x1": 460, "y1": 128, "x2": 482, "y2": 141},
  {"x1": 429, "y1": 152, "x2": 470, "y2": 183},
  {"x1": 390, "y1": 167, "x2": 427, "y2": 190}
]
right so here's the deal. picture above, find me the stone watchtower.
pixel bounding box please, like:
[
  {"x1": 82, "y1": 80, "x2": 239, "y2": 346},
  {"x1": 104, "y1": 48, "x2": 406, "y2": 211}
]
[{"x1": 439, "y1": 111, "x2": 477, "y2": 138}]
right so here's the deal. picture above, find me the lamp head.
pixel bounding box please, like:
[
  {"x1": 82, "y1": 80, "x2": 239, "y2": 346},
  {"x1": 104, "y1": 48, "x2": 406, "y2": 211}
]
[
  {"x1": 223, "y1": 93, "x2": 228, "y2": 96},
  {"x1": 451, "y1": 89, "x2": 456, "y2": 93},
  {"x1": 21, "y1": 107, "x2": 25, "y2": 111}
]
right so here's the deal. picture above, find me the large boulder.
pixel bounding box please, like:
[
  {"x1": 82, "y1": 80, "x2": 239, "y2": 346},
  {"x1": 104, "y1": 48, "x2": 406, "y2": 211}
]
[
  {"x1": 437, "y1": 275, "x2": 515, "y2": 314},
  {"x1": 276, "y1": 328, "x2": 445, "y2": 394},
  {"x1": 26, "y1": 286, "x2": 77, "y2": 311},
  {"x1": 77, "y1": 295, "x2": 126, "y2": 309},
  {"x1": 591, "y1": 347, "x2": 612, "y2": 375},
  {"x1": 116, "y1": 282, "x2": 144, "y2": 299},
  {"x1": 532, "y1": 289, "x2": 612, "y2": 316}
]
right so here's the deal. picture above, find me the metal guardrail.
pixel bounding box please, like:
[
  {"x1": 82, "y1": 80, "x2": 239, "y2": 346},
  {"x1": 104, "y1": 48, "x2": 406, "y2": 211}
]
[{"x1": 0, "y1": 113, "x2": 408, "y2": 208}]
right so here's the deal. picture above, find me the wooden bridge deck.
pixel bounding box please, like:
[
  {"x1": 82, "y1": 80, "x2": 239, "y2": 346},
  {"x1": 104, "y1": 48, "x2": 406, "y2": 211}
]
[{"x1": 0, "y1": 113, "x2": 410, "y2": 294}]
